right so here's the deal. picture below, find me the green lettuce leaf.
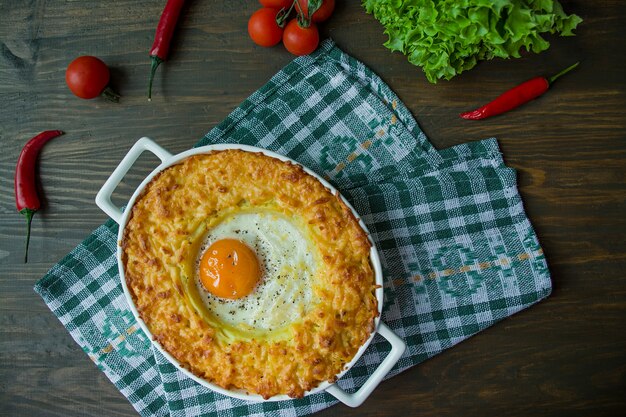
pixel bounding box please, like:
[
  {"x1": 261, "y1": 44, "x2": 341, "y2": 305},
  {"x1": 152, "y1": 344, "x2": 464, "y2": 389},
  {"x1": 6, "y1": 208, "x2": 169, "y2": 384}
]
[{"x1": 363, "y1": 0, "x2": 582, "y2": 83}]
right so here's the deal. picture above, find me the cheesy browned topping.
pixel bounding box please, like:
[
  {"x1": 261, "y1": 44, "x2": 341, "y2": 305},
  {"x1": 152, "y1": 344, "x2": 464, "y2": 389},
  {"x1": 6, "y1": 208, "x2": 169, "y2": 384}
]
[{"x1": 122, "y1": 150, "x2": 378, "y2": 399}]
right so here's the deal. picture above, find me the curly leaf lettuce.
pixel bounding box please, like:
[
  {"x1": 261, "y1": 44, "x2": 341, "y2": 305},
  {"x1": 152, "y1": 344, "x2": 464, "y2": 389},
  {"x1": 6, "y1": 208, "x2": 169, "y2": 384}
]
[{"x1": 363, "y1": 0, "x2": 582, "y2": 83}]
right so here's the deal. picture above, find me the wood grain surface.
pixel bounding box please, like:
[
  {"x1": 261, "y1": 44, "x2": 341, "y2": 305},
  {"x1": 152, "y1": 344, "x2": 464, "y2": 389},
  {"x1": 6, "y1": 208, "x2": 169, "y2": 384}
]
[{"x1": 1, "y1": 1, "x2": 625, "y2": 416}]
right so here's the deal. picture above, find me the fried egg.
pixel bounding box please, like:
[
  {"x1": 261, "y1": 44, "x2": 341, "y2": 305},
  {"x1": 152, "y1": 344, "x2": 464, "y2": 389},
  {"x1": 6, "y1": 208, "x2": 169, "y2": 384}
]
[{"x1": 193, "y1": 210, "x2": 318, "y2": 334}]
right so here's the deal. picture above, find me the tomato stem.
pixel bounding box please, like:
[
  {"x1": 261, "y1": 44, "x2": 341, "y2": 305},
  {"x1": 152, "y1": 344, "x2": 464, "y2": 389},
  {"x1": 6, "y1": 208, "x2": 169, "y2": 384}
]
[
  {"x1": 276, "y1": 1, "x2": 296, "y2": 28},
  {"x1": 101, "y1": 86, "x2": 120, "y2": 103},
  {"x1": 20, "y1": 208, "x2": 35, "y2": 263},
  {"x1": 294, "y1": 0, "x2": 310, "y2": 27},
  {"x1": 148, "y1": 56, "x2": 163, "y2": 101}
]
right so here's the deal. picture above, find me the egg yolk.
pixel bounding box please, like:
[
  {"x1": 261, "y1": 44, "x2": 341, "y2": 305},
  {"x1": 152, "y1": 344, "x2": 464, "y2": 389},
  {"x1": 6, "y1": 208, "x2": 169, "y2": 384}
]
[{"x1": 199, "y1": 239, "x2": 261, "y2": 299}]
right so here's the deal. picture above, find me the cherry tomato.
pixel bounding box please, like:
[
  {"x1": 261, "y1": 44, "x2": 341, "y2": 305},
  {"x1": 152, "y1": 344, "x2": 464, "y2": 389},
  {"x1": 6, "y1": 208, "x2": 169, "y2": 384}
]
[
  {"x1": 248, "y1": 8, "x2": 284, "y2": 47},
  {"x1": 259, "y1": 0, "x2": 293, "y2": 9},
  {"x1": 297, "y1": 0, "x2": 335, "y2": 23},
  {"x1": 283, "y1": 19, "x2": 319, "y2": 56},
  {"x1": 65, "y1": 56, "x2": 111, "y2": 99}
]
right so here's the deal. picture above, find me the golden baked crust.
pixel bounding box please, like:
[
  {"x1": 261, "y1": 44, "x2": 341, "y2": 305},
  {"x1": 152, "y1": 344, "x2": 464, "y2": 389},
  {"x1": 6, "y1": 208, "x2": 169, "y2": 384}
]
[{"x1": 121, "y1": 150, "x2": 378, "y2": 398}]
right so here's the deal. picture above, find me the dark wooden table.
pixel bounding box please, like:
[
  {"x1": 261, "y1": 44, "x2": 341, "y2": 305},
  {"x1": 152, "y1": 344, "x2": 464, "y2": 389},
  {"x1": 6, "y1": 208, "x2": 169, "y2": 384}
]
[{"x1": 1, "y1": 1, "x2": 625, "y2": 416}]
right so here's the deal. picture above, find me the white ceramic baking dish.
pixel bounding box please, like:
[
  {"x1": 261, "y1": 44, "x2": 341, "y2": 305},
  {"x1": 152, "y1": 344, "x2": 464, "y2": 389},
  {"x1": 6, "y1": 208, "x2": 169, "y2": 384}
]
[{"x1": 95, "y1": 137, "x2": 406, "y2": 408}]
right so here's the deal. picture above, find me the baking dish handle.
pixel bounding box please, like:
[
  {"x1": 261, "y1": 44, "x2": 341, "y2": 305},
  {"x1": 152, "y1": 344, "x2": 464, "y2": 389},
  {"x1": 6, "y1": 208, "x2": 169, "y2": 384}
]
[
  {"x1": 95, "y1": 137, "x2": 172, "y2": 224},
  {"x1": 326, "y1": 322, "x2": 406, "y2": 408}
]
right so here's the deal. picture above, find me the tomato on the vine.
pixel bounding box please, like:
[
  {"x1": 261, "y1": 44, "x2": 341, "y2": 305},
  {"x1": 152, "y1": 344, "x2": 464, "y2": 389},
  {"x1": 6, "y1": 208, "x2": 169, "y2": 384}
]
[
  {"x1": 259, "y1": 0, "x2": 293, "y2": 9},
  {"x1": 297, "y1": 0, "x2": 335, "y2": 23},
  {"x1": 282, "y1": 19, "x2": 319, "y2": 56},
  {"x1": 248, "y1": 8, "x2": 284, "y2": 47}
]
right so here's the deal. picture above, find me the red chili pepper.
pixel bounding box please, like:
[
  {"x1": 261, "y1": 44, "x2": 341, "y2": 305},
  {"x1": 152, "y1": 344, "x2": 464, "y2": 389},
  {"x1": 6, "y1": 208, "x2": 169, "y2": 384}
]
[
  {"x1": 148, "y1": 0, "x2": 186, "y2": 101},
  {"x1": 460, "y1": 62, "x2": 580, "y2": 120},
  {"x1": 14, "y1": 130, "x2": 64, "y2": 263}
]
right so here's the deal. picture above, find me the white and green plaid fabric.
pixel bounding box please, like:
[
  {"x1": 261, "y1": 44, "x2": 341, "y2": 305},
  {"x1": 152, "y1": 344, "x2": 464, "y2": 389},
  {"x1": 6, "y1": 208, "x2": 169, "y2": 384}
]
[{"x1": 35, "y1": 40, "x2": 551, "y2": 417}]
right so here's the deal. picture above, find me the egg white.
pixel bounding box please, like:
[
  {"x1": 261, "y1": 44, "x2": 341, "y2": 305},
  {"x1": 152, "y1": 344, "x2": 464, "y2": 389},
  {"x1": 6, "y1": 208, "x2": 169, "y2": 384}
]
[{"x1": 194, "y1": 210, "x2": 318, "y2": 333}]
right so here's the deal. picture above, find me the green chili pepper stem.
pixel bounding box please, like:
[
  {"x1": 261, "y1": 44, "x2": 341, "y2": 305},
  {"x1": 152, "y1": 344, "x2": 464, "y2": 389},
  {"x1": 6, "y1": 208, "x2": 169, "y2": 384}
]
[
  {"x1": 148, "y1": 56, "x2": 163, "y2": 101},
  {"x1": 20, "y1": 208, "x2": 36, "y2": 263},
  {"x1": 548, "y1": 62, "x2": 580, "y2": 85}
]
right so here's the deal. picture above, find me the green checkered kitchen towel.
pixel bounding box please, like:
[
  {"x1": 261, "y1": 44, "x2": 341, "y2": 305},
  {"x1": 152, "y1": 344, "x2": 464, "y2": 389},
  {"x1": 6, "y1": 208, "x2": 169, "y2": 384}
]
[{"x1": 34, "y1": 40, "x2": 551, "y2": 417}]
